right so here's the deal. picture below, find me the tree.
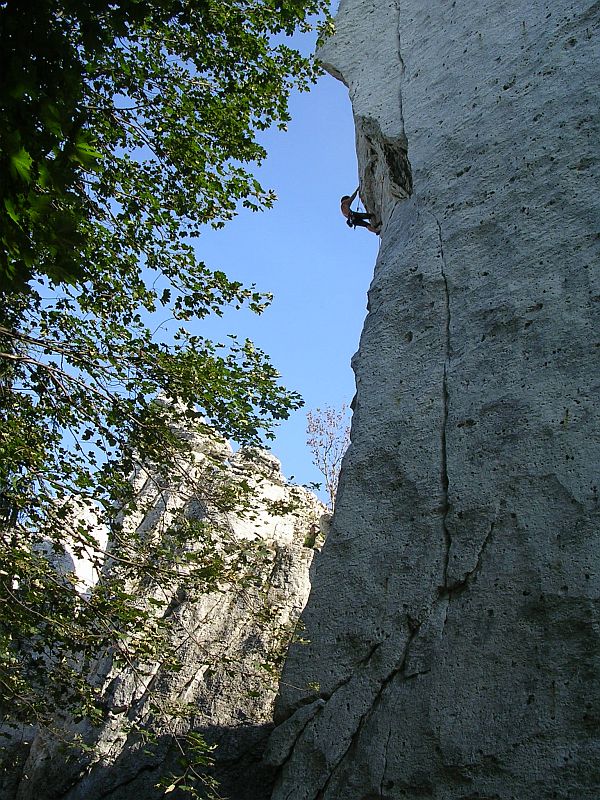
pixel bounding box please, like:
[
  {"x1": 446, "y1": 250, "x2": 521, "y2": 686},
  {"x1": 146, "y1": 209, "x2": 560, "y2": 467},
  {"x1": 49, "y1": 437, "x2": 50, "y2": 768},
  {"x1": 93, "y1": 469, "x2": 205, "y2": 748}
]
[
  {"x1": 0, "y1": 0, "x2": 331, "y2": 732},
  {"x1": 306, "y1": 404, "x2": 351, "y2": 511}
]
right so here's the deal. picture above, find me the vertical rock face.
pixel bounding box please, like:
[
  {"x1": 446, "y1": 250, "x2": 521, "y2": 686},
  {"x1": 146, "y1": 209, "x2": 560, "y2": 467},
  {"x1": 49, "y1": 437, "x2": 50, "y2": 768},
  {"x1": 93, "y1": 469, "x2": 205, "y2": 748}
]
[
  {"x1": 7, "y1": 436, "x2": 325, "y2": 800},
  {"x1": 270, "y1": 2, "x2": 600, "y2": 799}
]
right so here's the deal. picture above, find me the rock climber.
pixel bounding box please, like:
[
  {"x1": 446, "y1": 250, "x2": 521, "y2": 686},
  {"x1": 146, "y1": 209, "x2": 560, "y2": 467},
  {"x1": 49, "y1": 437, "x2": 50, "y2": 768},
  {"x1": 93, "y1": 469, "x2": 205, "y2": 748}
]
[{"x1": 340, "y1": 188, "x2": 381, "y2": 234}]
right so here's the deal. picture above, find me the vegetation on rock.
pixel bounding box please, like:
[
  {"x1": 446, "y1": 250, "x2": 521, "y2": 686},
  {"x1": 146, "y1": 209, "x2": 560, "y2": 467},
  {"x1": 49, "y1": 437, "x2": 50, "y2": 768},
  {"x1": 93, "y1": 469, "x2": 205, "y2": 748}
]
[
  {"x1": 0, "y1": 0, "x2": 331, "y2": 753},
  {"x1": 306, "y1": 404, "x2": 350, "y2": 510}
]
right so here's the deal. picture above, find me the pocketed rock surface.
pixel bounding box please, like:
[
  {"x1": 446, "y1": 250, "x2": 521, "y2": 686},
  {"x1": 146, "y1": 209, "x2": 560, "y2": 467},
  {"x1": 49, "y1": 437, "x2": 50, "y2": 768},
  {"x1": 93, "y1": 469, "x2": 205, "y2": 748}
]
[{"x1": 269, "y1": 1, "x2": 600, "y2": 798}]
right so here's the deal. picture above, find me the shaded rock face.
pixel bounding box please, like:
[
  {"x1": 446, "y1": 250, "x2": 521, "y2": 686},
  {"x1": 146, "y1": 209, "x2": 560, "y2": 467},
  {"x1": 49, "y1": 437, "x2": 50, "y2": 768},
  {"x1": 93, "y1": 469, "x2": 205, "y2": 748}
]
[
  {"x1": 270, "y1": 1, "x2": 600, "y2": 799},
  {"x1": 7, "y1": 436, "x2": 325, "y2": 800}
]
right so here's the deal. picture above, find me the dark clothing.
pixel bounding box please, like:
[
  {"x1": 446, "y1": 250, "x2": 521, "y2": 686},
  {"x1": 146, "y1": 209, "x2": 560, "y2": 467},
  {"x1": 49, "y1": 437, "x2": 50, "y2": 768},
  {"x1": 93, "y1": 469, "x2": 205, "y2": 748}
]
[{"x1": 346, "y1": 210, "x2": 375, "y2": 229}]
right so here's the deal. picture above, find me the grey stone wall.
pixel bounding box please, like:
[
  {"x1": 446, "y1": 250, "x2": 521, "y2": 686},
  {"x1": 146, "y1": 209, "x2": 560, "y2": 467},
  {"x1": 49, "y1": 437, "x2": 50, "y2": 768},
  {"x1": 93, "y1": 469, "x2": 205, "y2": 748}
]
[
  {"x1": 269, "y1": 1, "x2": 600, "y2": 798},
  {"x1": 4, "y1": 439, "x2": 325, "y2": 800}
]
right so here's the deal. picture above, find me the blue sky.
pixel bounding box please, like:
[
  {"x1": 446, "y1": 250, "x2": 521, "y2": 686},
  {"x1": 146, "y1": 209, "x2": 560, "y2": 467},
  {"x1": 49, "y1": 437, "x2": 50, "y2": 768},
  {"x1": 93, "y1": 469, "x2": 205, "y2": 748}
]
[{"x1": 195, "y1": 70, "x2": 379, "y2": 496}]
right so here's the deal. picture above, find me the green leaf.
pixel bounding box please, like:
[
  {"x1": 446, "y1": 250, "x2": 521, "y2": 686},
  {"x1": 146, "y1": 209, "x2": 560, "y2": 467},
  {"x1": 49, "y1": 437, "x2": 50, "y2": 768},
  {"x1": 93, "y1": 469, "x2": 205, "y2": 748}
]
[
  {"x1": 73, "y1": 141, "x2": 103, "y2": 160},
  {"x1": 10, "y1": 147, "x2": 34, "y2": 180},
  {"x1": 3, "y1": 197, "x2": 20, "y2": 225}
]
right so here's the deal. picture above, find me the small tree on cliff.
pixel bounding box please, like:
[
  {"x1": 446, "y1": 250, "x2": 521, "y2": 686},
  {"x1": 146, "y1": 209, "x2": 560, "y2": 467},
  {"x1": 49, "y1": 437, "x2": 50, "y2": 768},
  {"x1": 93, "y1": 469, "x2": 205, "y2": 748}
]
[{"x1": 306, "y1": 404, "x2": 351, "y2": 510}]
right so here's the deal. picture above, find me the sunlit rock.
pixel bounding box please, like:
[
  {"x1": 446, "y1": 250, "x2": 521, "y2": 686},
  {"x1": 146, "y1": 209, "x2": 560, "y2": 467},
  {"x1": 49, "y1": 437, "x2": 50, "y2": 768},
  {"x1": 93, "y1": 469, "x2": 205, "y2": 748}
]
[
  {"x1": 9, "y1": 430, "x2": 325, "y2": 800},
  {"x1": 269, "y1": 1, "x2": 600, "y2": 798}
]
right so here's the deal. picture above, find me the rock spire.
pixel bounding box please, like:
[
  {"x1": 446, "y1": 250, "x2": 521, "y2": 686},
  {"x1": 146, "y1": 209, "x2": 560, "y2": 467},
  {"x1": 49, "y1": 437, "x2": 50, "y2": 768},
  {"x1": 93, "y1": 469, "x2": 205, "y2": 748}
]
[
  {"x1": 268, "y1": 1, "x2": 600, "y2": 798},
  {"x1": 4, "y1": 433, "x2": 326, "y2": 800}
]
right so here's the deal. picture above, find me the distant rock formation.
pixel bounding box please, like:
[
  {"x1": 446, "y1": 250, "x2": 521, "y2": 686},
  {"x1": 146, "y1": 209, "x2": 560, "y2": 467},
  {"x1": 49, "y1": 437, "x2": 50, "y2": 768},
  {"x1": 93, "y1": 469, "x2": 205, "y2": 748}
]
[
  {"x1": 6, "y1": 431, "x2": 326, "y2": 800},
  {"x1": 269, "y1": 1, "x2": 600, "y2": 798}
]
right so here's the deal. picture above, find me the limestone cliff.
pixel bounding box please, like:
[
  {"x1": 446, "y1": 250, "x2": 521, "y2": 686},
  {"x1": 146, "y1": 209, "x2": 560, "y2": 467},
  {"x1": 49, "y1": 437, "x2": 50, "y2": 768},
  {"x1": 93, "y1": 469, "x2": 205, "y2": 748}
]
[
  {"x1": 5, "y1": 434, "x2": 326, "y2": 800},
  {"x1": 269, "y1": 1, "x2": 600, "y2": 798}
]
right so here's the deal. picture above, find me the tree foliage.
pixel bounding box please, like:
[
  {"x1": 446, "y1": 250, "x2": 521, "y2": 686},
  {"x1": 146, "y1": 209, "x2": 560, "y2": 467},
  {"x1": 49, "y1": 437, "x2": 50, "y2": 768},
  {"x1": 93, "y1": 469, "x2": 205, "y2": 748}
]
[
  {"x1": 0, "y1": 0, "x2": 331, "y2": 737},
  {"x1": 306, "y1": 403, "x2": 350, "y2": 511}
]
